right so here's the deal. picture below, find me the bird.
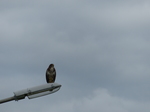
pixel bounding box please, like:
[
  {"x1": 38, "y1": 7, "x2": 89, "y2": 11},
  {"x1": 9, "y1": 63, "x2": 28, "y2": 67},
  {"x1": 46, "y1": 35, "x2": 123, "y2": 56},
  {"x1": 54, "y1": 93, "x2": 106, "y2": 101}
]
[{"x1": 46, "y1": 64, "x2": 56, "y2": 83}]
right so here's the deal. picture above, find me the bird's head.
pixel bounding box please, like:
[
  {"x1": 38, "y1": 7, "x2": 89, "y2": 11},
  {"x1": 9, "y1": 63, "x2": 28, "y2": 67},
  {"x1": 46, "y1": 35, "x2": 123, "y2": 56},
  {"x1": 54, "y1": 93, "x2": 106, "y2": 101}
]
[{"x1": 49, "y1": 64, "x2": 54, "y2": 68}]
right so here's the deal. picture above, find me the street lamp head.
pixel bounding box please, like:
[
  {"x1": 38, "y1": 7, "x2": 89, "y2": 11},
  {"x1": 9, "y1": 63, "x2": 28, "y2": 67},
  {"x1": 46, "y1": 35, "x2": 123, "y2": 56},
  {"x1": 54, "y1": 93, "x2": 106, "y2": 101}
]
[{"x1": 13, "y1": 83, "x2": 61, "y2": 101}]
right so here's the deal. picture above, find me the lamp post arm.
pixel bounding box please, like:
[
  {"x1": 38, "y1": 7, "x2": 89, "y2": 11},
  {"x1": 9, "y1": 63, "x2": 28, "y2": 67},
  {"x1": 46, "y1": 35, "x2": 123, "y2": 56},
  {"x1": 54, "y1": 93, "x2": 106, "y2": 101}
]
[
  {"x1": 0, "y1": 83, "x2": 61, "y2": 104},
  {"x1": 0, "y1": 96, "x2": 15, "y2": 104}
]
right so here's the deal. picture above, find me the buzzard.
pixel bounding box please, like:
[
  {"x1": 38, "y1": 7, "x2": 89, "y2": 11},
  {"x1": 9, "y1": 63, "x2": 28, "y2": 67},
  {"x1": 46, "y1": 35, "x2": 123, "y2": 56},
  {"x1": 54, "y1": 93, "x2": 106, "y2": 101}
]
[{"x1": 46, "y1": 64, "x2": 56, "y2": 83}]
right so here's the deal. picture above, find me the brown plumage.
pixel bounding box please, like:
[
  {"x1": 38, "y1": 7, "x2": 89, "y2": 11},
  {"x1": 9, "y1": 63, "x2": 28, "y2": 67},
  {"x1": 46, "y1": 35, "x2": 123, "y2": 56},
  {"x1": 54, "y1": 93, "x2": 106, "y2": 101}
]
[{"x1": 46, "y1": 64, "x2": 56, "y2": 83}]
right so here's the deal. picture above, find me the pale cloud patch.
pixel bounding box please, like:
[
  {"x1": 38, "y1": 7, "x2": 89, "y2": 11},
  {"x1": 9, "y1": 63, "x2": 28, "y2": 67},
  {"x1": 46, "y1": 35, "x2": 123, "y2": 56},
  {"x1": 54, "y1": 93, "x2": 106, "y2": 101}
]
[{"x1": 40, "y1": 88, "x2": 150, "y2": 112}]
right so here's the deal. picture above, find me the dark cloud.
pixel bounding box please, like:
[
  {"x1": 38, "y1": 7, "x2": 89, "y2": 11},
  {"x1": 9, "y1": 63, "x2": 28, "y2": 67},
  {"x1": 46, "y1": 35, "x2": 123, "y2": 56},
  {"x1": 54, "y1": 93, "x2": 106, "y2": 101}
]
[{"x1": 0, "y1": 0, "x2": 150, "y2": 111}]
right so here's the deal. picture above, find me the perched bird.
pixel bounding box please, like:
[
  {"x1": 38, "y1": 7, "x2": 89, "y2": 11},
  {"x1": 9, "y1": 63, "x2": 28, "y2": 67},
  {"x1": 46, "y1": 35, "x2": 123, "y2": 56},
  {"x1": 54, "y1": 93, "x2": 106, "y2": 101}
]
[{"x1": 46, "y1": 64, "x2": 56, "y2": 83}]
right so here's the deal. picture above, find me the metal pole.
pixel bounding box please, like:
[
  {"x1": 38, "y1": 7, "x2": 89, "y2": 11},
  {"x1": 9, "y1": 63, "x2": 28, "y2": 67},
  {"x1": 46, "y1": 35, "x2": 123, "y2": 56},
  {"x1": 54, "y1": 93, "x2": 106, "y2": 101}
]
[{"x1": 0, "y1": 96, "x2": 15, "y2": 104}]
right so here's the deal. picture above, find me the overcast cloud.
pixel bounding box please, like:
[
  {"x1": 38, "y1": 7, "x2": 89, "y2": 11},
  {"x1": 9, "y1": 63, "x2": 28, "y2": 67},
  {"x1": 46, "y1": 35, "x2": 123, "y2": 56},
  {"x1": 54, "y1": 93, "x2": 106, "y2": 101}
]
[{"x1": 0, "y1": 0, "x2": 150, "y2": 112}]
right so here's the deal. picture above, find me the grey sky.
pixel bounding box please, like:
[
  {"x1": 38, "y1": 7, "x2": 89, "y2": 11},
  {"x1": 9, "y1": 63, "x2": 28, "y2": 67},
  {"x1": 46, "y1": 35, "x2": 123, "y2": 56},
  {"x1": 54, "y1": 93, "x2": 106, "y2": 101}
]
[{"x1": 0, "y1": 0, "x2": 150, "y2": 112}]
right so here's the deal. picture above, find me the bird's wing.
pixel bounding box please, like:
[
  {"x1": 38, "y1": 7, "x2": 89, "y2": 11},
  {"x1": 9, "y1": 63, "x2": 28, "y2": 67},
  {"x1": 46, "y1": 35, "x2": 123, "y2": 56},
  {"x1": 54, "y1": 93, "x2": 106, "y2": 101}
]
[
  {"x1": 53, "y1": 68, "x2": 56, "y2": 82},
  {"x1": 46, "y1": 70, "x2": 49, "y2": 83}
]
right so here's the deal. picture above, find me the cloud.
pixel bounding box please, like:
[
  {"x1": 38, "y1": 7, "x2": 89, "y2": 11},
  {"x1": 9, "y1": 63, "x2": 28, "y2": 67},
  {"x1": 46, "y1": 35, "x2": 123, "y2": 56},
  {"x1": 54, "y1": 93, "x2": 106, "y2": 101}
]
[
  {"x1": 0, "y1": 0, "x2": 150, "y2": 111},
  {"x1": 39, "y1": 88, "x2": 150, "y2": 112}
]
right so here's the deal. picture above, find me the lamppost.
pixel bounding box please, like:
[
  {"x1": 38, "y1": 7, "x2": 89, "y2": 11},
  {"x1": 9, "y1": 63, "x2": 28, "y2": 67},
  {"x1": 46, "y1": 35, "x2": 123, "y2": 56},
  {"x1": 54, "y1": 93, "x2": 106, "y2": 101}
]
[{"x1": 0, "y1": 83, "x2": 61, "y2": 104}]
